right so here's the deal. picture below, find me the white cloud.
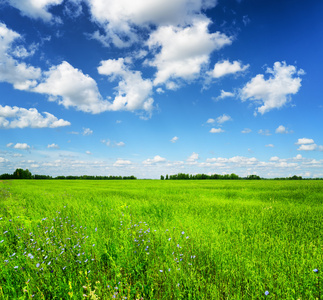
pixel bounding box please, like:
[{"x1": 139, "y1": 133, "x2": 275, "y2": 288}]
[
  {"x1": 147, "y1": 17, "x2": 232, "y2": 86},
  {"x1": 216, "y1": 114, "x2": 232, "y2": 124},
  {"x1": 85, "y1": 151, "x2": 92, "y2": 155},
  {"x1": 82, "y1": 128, "x2": 93, "y2": 136},
  {"x1": 210, "y1": 60, "x2": 249, "y2": 78},
  {"x1": 5, "y1": 0, "x2": 63, "y2": 21},
  {"x1": 206, "y1": 118, "x2": 215, "y2": 124},
  {"x1": 156, "y1": 87, "x2": 164, "y2": 94},
  {"x1": 34, "y1": 61, "x2": 109, "y2": 114},
  {"x1": 115, "y1": 142, "x2": 125, "y2": 147},
  {"x1": 265, "y1": 144, "x2": 274, "y2": 148},
  {"x1": 113, "y1": 159, "x2": 132, "y2": 167},
  {"x1": 101, "y1": 139, "x2": 125, "y2": 147},
  {"x1": 187, "y1": 152, "x2": 199, "y2": 162},
  {"x1": 6, "y1": 143, "x2": 13, "y2": 148},
  {"x1": 13, "y1": 143, "x2": 30, "y2": 150},
  {"x1": 0, "y1": 157, "x2": 8, "y2": 163},
  {"x1": 142, "y1": 155, "x2": 166, "y2": 165},
  {"x1": 297, "y1": 144, "x2": 317, "y2": 151},
  {"x1": 215, "y1": 90, "x2": 235, "y2": 100},
  {"x1": 241, "y1": 61, "x2": 304, "y2": 114},
  {"x1": 275, "y1": 125, "x2": 289, "y2": 134},
  {"x1": 0, "y1": 105, "x2": 71, "y2": 128},
  {"x1": 269, "y1": 156, "x2": 280, "y2": 161},
  {"x1": 295, "y1": 138, "x2": 315, "y2": 145},
  {"x1": 87, "y1": 0, "x2": 218, "y2": 47},
  {"x1": 98, "y1": 58, "x2": 154, "y2": 114},
  {"x1": 241, "y1": 128, "x2": 251, "y2": 134},
  {"x1": 47, "y1": 143, "x2": 59, "y2": 149},
  {"x1": 294, "y1": 154, "x2": 303, "y2": 160},
  {"x1": 170, "y1": 136, "x2": 179, "y2": 143},
  {"x1": 210, "y1": 128, "x2": 224, "y2": 133},
  {"x1": 0, "y1": 23, "x2": 41, "y2": 90},
  {"x1": 258, "y1": 129, "x2": 271, "y2": 136}
]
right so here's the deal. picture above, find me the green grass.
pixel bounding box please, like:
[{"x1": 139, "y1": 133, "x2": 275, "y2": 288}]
[{"x1": 0, "y1": 180, "x2": 322, "y2": 299}]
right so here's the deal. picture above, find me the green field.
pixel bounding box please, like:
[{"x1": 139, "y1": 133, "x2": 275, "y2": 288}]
[{"x1": 0, "y1": 180, "x2": 322, "y2": 299}]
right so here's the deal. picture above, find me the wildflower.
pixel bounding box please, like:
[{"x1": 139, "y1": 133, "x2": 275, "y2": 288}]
[
  {"x1": 168, "y1": 238, "x2": 171, "y2": 241},
  {"x1": 92, "y1": 244, "x2": 95, "y2": 247},
  {"x1": 313, "y1": 268, "x2": 319, "y2": 273},
  {"x1": 159, "y1": 270, "x2": 163, "y2": 272},
  {"x1": 11, "y1": 252, "x2": 16, "y2": 257},
  {"x1": 28, "y1": 254, "x2": 34, "y2": 259},
  {"x1": 48, "y1": 261, "x2": 51, "y2": 265},
  {"x1": 181, "y1": 231, "x2": 185, "y2": 235},
  {"x1": 0, "y1": 240, "x2": 4, "y2": 243},
  {"x1": 3, "y1": 231, "x2": 8, "y2": 234},
  {"x1": 14, "y1": 266, "x2": 18, "y2": 269},
  {"x1": 36, "y1": 263, "x2": 40, "y2": 268},
  {"x1": 265, "y1": 291, "x2": 269, "y2": 296}
]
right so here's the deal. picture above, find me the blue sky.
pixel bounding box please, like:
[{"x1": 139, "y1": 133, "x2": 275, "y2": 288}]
[{"x1": 0, "y1": 0, "x2": 322, "y2": 178}]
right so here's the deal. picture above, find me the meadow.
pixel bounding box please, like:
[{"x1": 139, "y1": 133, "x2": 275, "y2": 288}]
[{"x1": 0, "y1": 179, "x2": 322, "y2": 299}]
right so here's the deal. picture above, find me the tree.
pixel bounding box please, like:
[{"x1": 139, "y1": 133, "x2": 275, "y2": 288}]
[
  {"x1": 160, "y1": 175, "x2": 164, "y2": 180},
  {"x1": 13, "y1": 169, "x2": 32, "y2": 179}
]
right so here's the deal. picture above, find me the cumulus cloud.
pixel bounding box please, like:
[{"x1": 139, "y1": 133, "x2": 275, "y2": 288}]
[
  {"x1": 0, "y1": 105, "x2": 71, "y2": 129},
  {"x1": 170, "y1": 136, "x2": 179, "y2": 143},
  {"x1": 101, "y1": 139, "x2": 125, "y2": 147},
  {"x1": 297, "y1": 144, "x2": 317, "y2": 151},
  {"x1": 216, "y1": 114, "x2": 232, "y2": 124},
  {"x1": 215, "y1": 90, "x2": 235, "y2": 101},
  {"x1": 0, "y1": 23, "x2": 41, "y2": 90},
  {"x1": 82, "y1": 128, "x2": 93, "y2": 136},
  {"x1": 206, "y1": 118, "x2": 215, "y2": 124},
  {"x1": 142, "y1": 155, "x2": 166, "y2": 165},
  {"x1": 265, "y1": 144, "x2": 274, "y2": 148},
  {"x1": 187, "y1": 152, "x2": 199, "y2": 162},
  {"x1": 113, "y1": 158, "x2": 132, "y2": 166},
  {"x1": 34, "y1": 61, "x2": 109, "y2": 114},
  {"x1": 47, "y1": 143, "x2": 59, "y2": 149},
  {"x1": 87, "y1": 0, "x2": 218, "y2": 47},
  {"x1": 269, "y1": 156, "x2": 280, "y2": 162},
  {"x1": 0, "y1": 157, "x2": 8, "y2": 163},
  {"x1": 210, "y1": 128, "x2": 224, "y2": 133},
  {"x1": 295, "y1": 138, "x2": 323, "y2": 151},
  {"x1": 275, "y1": 125, "x2": 289, "y2": 134},
  {"x1": 241, "y1": 128, "x2": 251, "y2": 134},
  {"x1": 258, "y1": 129, "x2": 271, "y2": 136},
  {"x1": 98, "y1": 58, "x2": 154, "y2": 114},
  {"x1": 210, "y1": 60, "x2": 249, "y2": 78},
  {"x1": 241, "y1": 61, "x2": 304, "y2": 115},
  {"x1": 147, "y1": 17, "x2": 232, "y2": 86},
  {"x1": 5, "y1": 0, "x2": 63, "y2": 22},
  {"x1": 13, "y1": 143, "x2": 30, "y2": 150},
  {"x1": 295, "y1": 138, "x2": 315, "y2": 145}
]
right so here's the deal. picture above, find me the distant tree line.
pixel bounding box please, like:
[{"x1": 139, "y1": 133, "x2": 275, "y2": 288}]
[
  {"x1": 160, "y1": 173, "x2": 260, "y2": 180},
  {"x1": 0, "y1": 169, "x2": 137, "y2": 180},
  {"x1": 160, "y1": 173, "x2": 323, "y2": 180}
]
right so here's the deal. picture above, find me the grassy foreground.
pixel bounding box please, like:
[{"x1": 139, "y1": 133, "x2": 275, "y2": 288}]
[{"x1": 0, "y1": 179, "x2": 322, "y2": 299}]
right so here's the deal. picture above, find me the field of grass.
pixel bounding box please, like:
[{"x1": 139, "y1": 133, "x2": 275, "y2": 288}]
[{"x1": 0, "y1": 179, "x2": 322, "y2": 299}]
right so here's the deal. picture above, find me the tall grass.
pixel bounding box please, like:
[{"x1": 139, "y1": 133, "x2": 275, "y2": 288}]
[{"x1": 0, "y1": 180, "x2": 322, "y2": 299}]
